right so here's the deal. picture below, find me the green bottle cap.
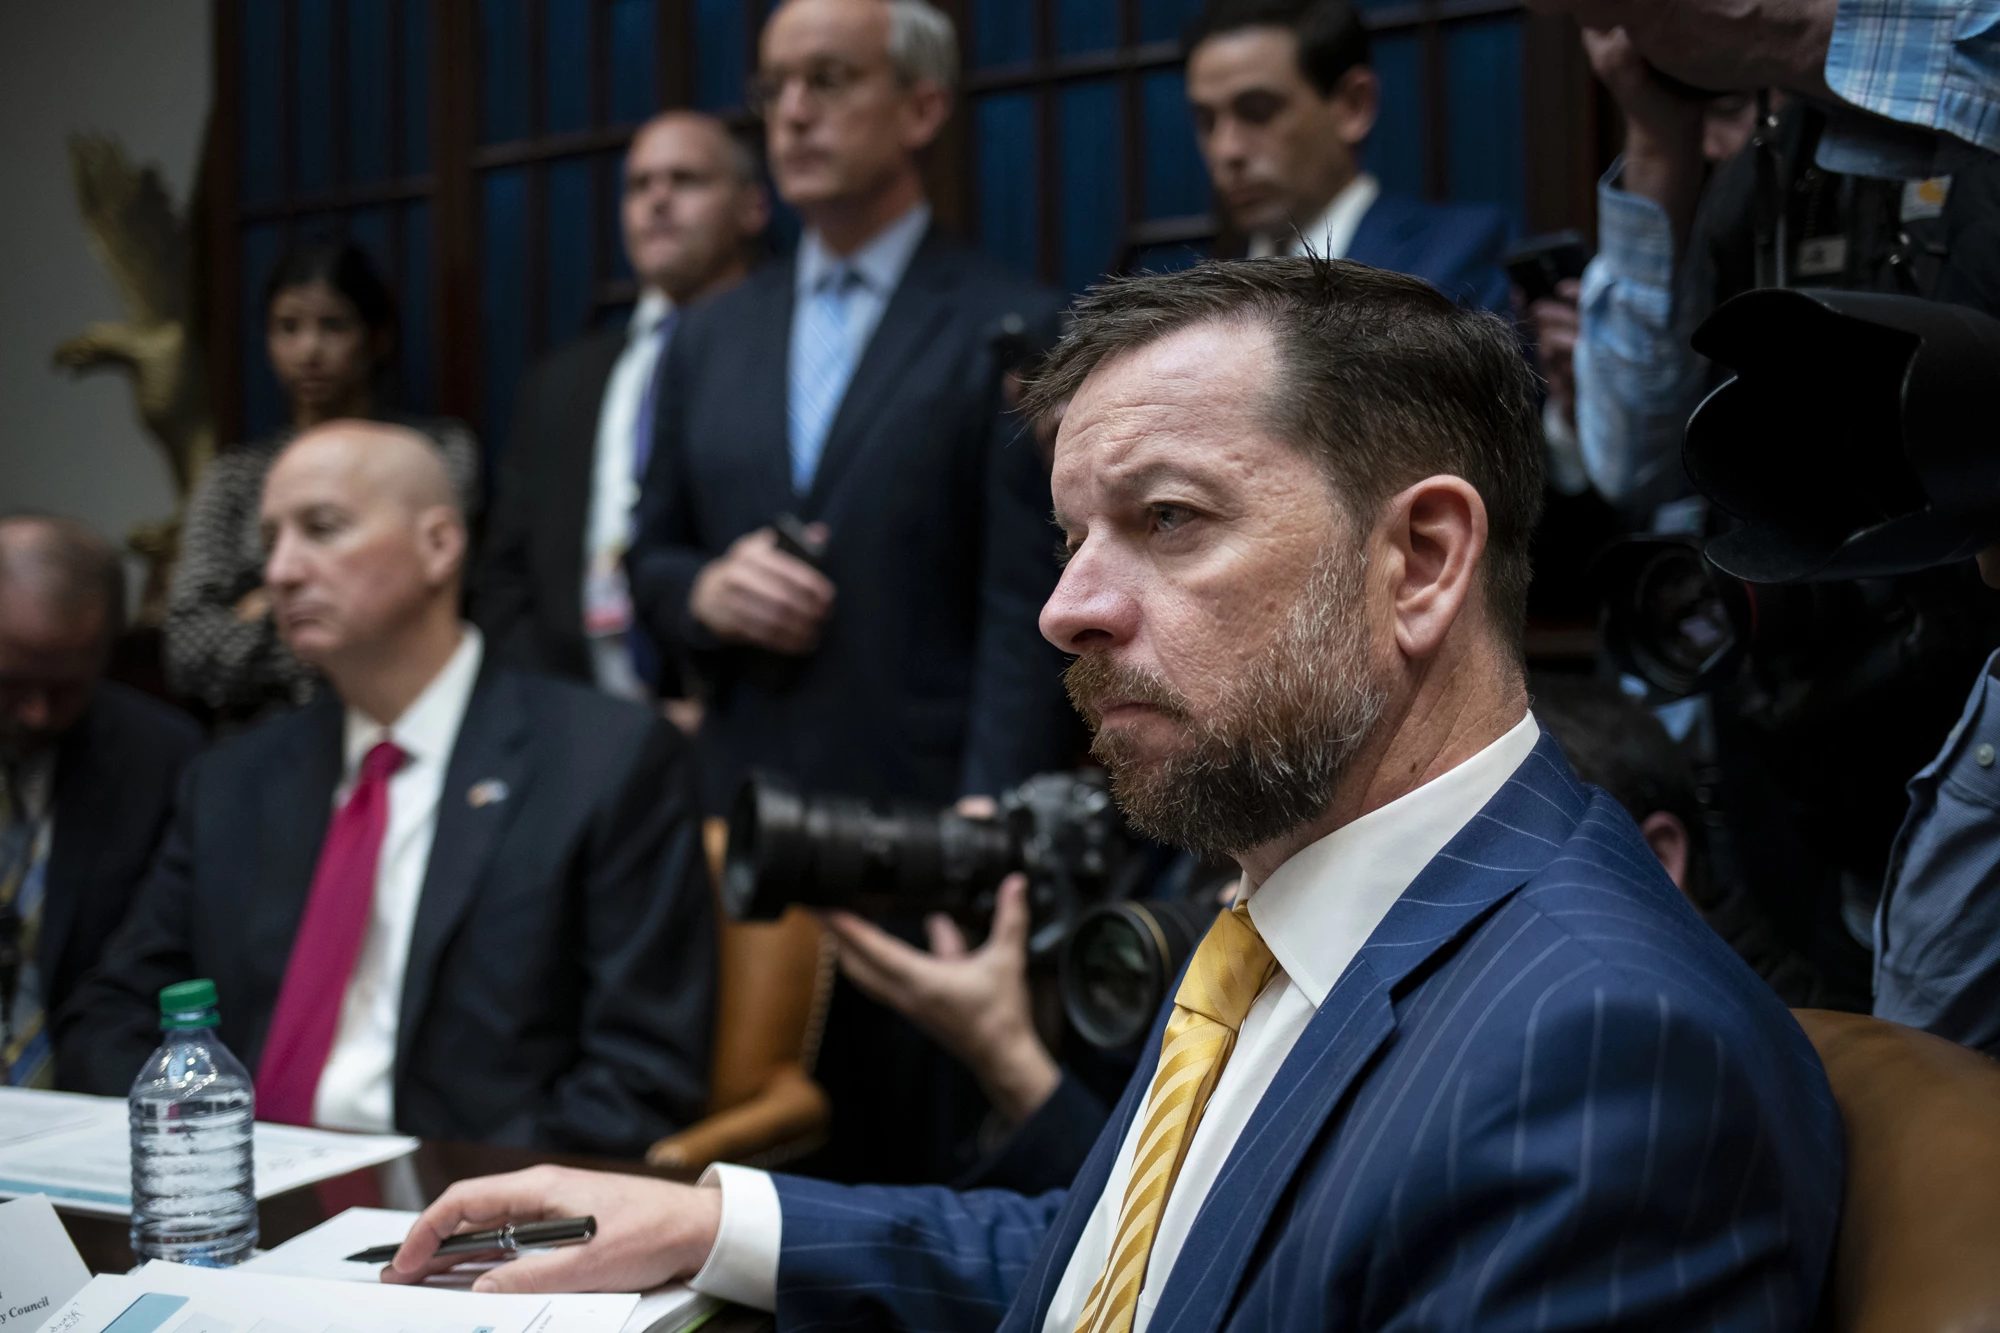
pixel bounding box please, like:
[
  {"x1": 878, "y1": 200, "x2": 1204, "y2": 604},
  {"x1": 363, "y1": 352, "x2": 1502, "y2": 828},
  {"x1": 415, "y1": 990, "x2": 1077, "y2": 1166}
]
[{"x1": 159, "y1": 978, "x2": 220, "y2": 1027}]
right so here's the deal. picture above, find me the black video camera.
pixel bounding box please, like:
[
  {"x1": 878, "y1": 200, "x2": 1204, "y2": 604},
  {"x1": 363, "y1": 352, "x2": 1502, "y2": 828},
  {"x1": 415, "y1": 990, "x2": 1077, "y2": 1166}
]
[
  {"x1": 726, "y1": 769, "x2": 1236, "y2": 1048},
  {"x1": 724, "y1": 770, "x2": 1140, "y2": 960}
]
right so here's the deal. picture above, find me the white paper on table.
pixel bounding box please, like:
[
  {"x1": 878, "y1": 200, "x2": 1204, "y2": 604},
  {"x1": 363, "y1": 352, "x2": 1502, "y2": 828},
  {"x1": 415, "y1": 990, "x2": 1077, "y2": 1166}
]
[
  {"x1": 247, "y1": 1209, "x2": 718, "y2": 1333},
  {"x1": 0, "y1": 1194, "x2": 93, "y2": 1329},
  {"x1": 45, "y1": 1263, "x2": 639, "y2": 1333},
  {"x1": 0, "y1": 1089, "x2": 416, "y2": 1218},
  {"x1": 0, "y1": 1088, "x2": 123, "y2": 1151}
]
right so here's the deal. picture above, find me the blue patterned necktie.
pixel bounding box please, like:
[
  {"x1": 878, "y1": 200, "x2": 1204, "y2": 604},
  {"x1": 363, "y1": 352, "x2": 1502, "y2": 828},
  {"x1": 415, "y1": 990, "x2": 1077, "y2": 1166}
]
[{"x1": 789, "y1": 264, "x2": 867, "y2": 495}]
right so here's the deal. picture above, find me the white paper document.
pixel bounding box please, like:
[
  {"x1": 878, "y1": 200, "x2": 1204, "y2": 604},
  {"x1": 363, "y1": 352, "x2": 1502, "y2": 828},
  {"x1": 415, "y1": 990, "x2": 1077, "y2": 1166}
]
[
  {"x1": 245, "y1": 1210, "x2": 718, "y2": 1333},
  {"x1": 0, "y1": 1194, "x2": 93, "y2": 1329},
  {"x1": 45, "y1": 1264, "x2": 637, "y2": 1333},
  {"x1": 0, "y1": 1090, "x2": 417, "y2": 1218}
]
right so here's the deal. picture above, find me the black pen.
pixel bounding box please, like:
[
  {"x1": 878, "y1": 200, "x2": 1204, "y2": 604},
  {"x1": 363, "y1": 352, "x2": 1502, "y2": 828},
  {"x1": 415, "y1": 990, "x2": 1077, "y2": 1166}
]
[{"x1": 347, "y1": 1215, "x2": 597, "y2": 1265}]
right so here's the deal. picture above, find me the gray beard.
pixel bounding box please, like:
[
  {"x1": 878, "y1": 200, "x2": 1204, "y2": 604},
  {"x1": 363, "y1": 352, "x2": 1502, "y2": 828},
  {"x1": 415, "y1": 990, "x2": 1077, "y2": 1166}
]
[{"x1": 1066, "y1": 544, "x2": 1387, "y2": 862}]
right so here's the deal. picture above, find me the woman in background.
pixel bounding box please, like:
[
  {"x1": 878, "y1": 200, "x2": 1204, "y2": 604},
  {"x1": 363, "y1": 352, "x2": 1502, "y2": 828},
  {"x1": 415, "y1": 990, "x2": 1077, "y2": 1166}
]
[{"x1": 164, "y1": 241, "x2": 479, "y2": 725}]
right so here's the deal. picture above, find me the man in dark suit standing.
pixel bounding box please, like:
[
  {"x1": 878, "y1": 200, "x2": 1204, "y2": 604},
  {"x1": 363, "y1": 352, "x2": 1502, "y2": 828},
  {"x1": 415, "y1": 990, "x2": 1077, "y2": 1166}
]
[
  {"x1": 474, "y1": 111, "x2": 769, "y2": 705},
  {"x1": 59, "y1": 423, "x2": 714, "y2": 1156},
  {"x1": 627, "y1": 0, "x2": 1075, "y2": 1183},
  {"x1": 628, "y1": 0, "x2": 1072, "y2": 818},
  {"x1": 0, "y1": 516, "x2": 202, "y2": 1086},
  {"x1": 1189, "y1": 0, "x2": 1511, "y2": 312}
]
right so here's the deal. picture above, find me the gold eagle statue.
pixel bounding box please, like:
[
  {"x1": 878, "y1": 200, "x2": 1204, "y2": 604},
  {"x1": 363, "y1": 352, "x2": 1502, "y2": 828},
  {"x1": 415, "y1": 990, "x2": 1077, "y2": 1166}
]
[{"x1": 52, "y1": 134, "x2": 217, "y2": 621}]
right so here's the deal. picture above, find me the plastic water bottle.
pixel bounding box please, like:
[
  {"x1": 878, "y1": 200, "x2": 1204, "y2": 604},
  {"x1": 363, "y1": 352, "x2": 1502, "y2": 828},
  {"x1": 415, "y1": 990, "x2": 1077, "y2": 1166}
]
[{"x1": 129, "y1": 978, "x2": 258, "y2": 1265}]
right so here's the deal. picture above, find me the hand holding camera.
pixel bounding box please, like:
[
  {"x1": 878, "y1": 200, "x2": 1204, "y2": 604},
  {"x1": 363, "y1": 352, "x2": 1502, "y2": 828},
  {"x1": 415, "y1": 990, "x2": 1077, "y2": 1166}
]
[{"x1": 689, "y1": 520, "x2": 834, "y2": 655}]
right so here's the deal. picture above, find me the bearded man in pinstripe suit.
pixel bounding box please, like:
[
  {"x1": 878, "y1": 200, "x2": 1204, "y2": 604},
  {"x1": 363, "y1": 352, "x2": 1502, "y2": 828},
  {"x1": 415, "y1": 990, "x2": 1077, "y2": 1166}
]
[{"x1": 389, "y1": 255, "x2": 1844, "y2": 1333}]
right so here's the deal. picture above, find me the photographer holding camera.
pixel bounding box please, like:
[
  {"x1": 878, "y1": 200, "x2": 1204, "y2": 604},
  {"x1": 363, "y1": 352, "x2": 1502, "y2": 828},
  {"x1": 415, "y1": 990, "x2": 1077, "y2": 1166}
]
[{"x1": 1535, "y1": 0, "x2": 2000, "y2": 520}]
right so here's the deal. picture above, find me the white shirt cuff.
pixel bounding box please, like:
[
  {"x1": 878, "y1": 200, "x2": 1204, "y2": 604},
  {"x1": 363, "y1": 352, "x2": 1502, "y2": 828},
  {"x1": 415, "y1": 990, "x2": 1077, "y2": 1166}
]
[{"x1": 687, "y1": 1163, "x2": 782, "y2": 1312}]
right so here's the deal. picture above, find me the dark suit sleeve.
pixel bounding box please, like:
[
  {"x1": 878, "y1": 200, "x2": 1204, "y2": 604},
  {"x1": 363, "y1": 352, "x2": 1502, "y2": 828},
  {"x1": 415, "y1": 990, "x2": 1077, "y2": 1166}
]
[
  {"x1": 955, "y1": 1069, "x2": 1110, "y2": 1194},
  {"x1": 629, "y1": 330, "x2": 721, "y2": 662},
  {"x1": 528, "y1": 716, "x2": 716, "y2": 1154},
  {"x1": 470, "y1": 363, "x2": 550, "y2": 672},
  {"x1": 53, "y1": 759, "x2": 208, "y2": 1095},
  {"x1": 1451, "y1": 209, "x2": 1513, "y2": 317},
  {"x1": 774, "y1": 1176, "x2": 1068, "y2": 1332},
  {"x1": 960, "y1": 299, "x2": 1076, "y2": 797},
  {"x1": 1333, "y1": 985, "x2": 1835, "y2": 1331}
]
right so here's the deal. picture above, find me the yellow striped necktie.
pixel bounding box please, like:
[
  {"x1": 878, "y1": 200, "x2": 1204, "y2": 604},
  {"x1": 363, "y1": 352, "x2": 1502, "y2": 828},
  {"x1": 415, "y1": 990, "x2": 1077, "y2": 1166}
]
[{"x1": 1072, "y1": 905, "x2": 1279, "y2": 1333}]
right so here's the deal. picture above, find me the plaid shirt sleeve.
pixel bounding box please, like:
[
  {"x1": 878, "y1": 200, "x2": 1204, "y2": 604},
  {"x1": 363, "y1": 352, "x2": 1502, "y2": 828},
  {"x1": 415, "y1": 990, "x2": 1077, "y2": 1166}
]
[
  {"x1": 1827, "y1": 0, "x2": 2000, "y2": 154},
  {"x1": 1574, "y1": 162, "x2": 1708, "y2": 514}
]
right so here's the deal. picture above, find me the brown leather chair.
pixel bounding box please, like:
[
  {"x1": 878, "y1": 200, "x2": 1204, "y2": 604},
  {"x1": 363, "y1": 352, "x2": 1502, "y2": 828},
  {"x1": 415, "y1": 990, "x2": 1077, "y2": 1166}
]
[
  {"x1": 647, "y1": 818, "x2": 836, "y2": 1172},
  {"x1": 1794, "y1": 1009, "x2": 2000, "y2": 1333}
]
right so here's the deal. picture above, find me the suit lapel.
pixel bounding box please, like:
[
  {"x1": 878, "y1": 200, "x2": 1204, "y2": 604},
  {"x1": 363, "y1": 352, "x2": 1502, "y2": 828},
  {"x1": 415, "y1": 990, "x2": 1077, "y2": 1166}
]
[
  {"x1": 800, "y1": 229, "x2": 958, "y2": 515},
  {"x1": 745, "y1": 263, "x2": 802, "y2": 511},
  {"x1": 546, "y1": 325, "x2": 631, "y2": 630},
  {"x1": 40, "y1": 707, "x2": 112, "y2": 991},
  {"x1": 393, "y1": 669, "x2": 531, "y2": 1082},
  {"x1": 1145, "y1": 733, "x2": 1590, "y2": 1333},
  {"x1": 1009, "y1": 1049, "x2": 1159, "y2": 1332},
  {"x1": 243, "y1": 699, "x2": 345, "y2": 1063},
  {"x1": 1344, "y1": 194, "x2": 1405, "y2": 272}
]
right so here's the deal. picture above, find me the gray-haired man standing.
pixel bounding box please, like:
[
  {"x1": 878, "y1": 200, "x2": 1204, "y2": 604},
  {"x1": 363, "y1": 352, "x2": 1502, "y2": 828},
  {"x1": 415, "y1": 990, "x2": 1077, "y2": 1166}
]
[{"x1": 628, "y1": 0, "x2": 1076, "y2": 1183}]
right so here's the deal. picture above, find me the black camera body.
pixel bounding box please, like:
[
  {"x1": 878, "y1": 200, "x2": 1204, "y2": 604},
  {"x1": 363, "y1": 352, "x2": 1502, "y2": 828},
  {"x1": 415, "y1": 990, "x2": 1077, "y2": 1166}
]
[{"x1": 724, "y1": 769, "x2": 1139, "y2": 960}]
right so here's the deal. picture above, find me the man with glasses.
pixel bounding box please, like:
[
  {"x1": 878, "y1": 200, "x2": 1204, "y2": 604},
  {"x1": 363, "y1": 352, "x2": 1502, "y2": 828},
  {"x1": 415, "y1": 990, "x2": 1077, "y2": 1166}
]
[{"x1": 627, "y1": 0, "x2": 1074, "y2": 1184}]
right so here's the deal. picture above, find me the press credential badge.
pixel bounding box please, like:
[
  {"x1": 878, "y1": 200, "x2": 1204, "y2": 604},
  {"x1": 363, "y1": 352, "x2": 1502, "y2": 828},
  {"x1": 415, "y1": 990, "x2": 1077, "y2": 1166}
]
[{"x1": 0, "y1": 1195, "x2": 91, "y2": 1330}]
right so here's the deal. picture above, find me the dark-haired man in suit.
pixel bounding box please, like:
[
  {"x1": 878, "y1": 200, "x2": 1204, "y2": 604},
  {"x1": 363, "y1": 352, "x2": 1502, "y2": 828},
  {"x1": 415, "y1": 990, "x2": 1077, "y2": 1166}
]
[
  {"x1": 0, "y1": 516, "x2": 202, "y2": 1086},
  {"x1": 391, "y1": 258, "x2": 1839, "y2": 1332},
  {"x1": 59, "y1": 423, "x2": 713, "y2": 1155},
  {"x1": 627, "y1": 0, "x2": 1075, "y2": 1182},
  {"x1": 1189, "y1": 0, "x2": 1511, "y2": 312},
  {"x1": 474, "y1": 111, "x2": 768, "y2": 704}
]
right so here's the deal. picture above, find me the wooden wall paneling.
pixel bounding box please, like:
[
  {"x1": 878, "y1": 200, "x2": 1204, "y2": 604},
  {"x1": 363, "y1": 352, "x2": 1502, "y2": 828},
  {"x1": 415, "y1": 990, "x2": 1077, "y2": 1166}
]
[
  {"x1": 658, "y1": 0, "x2": 693, "y2": 110},
  {"x1": 432, "y1": 0, "x2": 479, "y2": 420},
  {"x1": 1034, "y1": 0, "x2": 1058, "y2": 287},
  {"x1": 924, "y1": 0, "x2": 973, "y2": 239},
  {"x1": 1521, "y1": 10, "x2": 1607, "y2": 237},
  {"x1": 204, "y1": 0, "x2": 247, "y2": 450}
]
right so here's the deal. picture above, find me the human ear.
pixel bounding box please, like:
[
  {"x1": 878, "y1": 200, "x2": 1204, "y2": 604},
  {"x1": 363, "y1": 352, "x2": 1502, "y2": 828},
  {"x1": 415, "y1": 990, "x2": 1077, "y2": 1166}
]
[
  {"x1": 1640, "y1": 810, "x2": 1693, "y2": 896},
  {"x1": 418, "y1": 506, "x2": 467, "y2": 584},
  {"x1": 1331, "y1": 66, "x2": 1379, "y2": 147},
  {"x1": 1378, "y1": 475, "x2": 1485, "y2": 660},
  {"x1": 900, "y1": 78, "x2": 952, "y2": 152}
]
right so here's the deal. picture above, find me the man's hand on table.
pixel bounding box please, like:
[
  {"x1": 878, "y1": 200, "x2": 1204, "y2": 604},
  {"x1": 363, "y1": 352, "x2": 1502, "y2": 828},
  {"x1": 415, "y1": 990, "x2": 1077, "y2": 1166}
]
[{"x1": 383, "y1": 1165, "x2": 720, "y2": 1294}]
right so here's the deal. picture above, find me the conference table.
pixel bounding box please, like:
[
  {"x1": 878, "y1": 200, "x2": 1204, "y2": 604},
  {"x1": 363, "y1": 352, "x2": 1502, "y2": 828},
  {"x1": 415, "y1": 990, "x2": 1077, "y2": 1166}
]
[{"x1": 55, "y1": 1137, "x2": 771, "y2": 1333}]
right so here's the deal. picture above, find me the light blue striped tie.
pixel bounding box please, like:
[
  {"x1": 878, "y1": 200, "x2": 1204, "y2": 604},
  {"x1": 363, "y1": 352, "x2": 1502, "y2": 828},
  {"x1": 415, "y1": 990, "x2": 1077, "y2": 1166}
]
[{"x1": 788, "y1": 264, "x2": 866, "y2": 495}]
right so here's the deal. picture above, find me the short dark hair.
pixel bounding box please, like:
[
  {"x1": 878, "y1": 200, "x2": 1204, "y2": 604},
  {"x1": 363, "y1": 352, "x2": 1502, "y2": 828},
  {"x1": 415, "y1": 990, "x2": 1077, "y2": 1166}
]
[
  {"x1": 263, "y1": 240, "x2": 399, "y2": 344},
  {"x1": 1188, "y1": 0, "x2": 1370, "y2": 96},
  {"x1": 1530, "y1": 674, "x2": 1704, "y2": 844},
  {"x1": 1021, "y1": 255, "x2": 1544, "y2": 659}
]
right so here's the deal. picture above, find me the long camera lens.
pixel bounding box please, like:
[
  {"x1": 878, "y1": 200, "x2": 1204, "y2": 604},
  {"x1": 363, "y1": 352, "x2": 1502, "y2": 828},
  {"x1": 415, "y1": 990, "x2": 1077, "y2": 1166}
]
[
  {"x1": 1596, "y1": 537, "x2": 1753, "y2": 697},
  {"x1": 1060, "y1": 899, "x2": 1220, "y2": 1048},
  {"x1": 724, "y1": 772, "x2": 1018, "y2": 921}
]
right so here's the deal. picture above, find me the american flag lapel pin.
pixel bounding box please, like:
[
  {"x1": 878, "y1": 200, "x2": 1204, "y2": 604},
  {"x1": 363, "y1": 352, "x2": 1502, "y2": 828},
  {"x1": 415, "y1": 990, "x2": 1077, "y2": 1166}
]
[{"x1": 467, "y1": 778, "x2": 510, "y2": 809}]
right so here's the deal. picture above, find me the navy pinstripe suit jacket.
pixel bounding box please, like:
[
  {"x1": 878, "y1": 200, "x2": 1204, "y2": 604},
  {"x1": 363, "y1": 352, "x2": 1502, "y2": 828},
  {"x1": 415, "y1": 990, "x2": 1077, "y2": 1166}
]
[{"x1": 770, "y1": 733, "x2": 1844, "y2": 1332}]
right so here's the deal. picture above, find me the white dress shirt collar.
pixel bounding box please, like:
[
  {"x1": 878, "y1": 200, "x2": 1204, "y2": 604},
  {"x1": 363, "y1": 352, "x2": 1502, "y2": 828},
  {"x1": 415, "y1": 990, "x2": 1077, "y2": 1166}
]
[
  {"x1": 1247, "y1": 171, "x2": 1381, "y2": 261},
  {"x1": 340, "y1": 625, "x2": 485, "y2": 783},
  {"x1": 629, "y1": 288, "x2": 673, "y2": 341},
  {"x1": 796, "y1": 201, "x2": 933, "y2": 300},
  {"x1": 1246, "y1": 709, "x2": 1542, "y2": 1007}
]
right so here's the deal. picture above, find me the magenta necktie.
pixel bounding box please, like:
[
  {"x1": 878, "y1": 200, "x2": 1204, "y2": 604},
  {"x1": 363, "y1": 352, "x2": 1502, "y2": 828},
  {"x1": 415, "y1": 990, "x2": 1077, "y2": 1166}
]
[{"x1": 255, "y1": 740, "x2": 404, "y2": 1126}]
